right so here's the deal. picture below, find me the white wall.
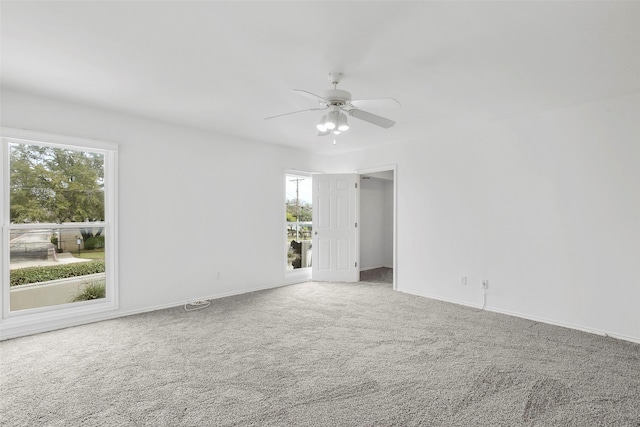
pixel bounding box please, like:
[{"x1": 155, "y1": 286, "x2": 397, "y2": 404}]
[
  {"x1": 1, "y1": 89, "x2": 324, "y2": 338},
  {"x1": 360, "y1": 177, "x2": 393, "y2": 270},
  {"x1": 3, "y1": 89, "x2": 639, "y2": 343},
  {"x1": 332, "y1": 93, "x2": 640, "y2": 343}
]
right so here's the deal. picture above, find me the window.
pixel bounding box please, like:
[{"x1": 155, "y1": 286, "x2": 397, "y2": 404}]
[
  {"x1": 1, "y1": 130, "x2": 117, "y2": 320},
  {"x1": 285, "y1": 173, "x2": 312, "y2": 272}
]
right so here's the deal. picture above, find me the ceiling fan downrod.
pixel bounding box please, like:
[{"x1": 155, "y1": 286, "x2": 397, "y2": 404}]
[{"x1": 328, "y1": 72, "x2": 343, "y2": 88}]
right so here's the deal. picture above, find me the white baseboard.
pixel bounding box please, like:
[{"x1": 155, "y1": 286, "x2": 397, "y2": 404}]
[
  {"x1": 185, "y1": 278, "x2": 308, "y2": 306},
  {"x1": 0, "y1": 304, "x2": 122, "y2": 341},
  {"x1": 5, "y1": 281, "x2": 637, "y2": 345},
  {"x1": 1, "y1": 279, "x2": 309, "y2": 341},
  {"x1": 360, "y1": 265, "x2": 393, "y2": 272},
  {"x1": 398, "y1": 288, "x2": 640, "y2": 345}
]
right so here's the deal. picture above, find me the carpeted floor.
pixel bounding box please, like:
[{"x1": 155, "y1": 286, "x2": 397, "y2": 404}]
[
  {"x1": 359, "y1": 267, "x2": 393, "y2": 284},
  {"x1": 1, "y1": 280, "x2": 639, "y2": 426}
]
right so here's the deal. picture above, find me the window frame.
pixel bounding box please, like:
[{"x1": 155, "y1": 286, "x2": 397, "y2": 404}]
[
  {"x1": 1, "y1": 128, "x2": 118, "y2": 326},
  {"x1": 284, "y1": 170, "x2": 313, "y2": 278}
]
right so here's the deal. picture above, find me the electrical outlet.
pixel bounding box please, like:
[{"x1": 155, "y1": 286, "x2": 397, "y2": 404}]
[
  {"x1": 461, "y1": 276, "x2": 467, "y2": 285},
  {"x1": 482, "y1": 280, "x2": 489, "y2": 289}
]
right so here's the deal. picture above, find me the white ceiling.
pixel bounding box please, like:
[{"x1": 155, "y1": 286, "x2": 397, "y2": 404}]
[{"x1": 2, "y1": 1, "x2": 639, "y2": 155}]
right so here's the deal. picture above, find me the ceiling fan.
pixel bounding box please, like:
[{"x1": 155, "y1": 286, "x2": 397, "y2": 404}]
[{"x1": 265, "y1": 72, "x2": 400, "y2": 137}]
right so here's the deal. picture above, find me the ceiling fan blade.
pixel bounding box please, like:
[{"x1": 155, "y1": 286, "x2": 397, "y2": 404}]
[
  {"x1": 292, "y1": 89, "x2": 329, "y2": 104},
  {"x1": 348, "y1": 109, "x2": 395, "y2": 128},
  {"x1": 350, "y1": 98, "x2": 401, "y2": 109},
  {"x1": 264, "y1": 107, "x2": 326, "y2": 120}
]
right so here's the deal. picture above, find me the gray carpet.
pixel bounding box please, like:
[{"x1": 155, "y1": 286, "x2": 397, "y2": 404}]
[
  {"x1": 359, "y1": 267, "x2": 393, "y2": 284},
  {"x1": 1, "y1": 281, "x2": 639, "y2": 426}
]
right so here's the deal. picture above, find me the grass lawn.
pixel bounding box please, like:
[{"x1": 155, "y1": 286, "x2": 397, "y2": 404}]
[{"x1": 76, "y1": 248, "x2": 105, "y2": 260}]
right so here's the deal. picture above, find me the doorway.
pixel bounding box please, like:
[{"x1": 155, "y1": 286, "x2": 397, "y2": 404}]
[{"x1": 358, "y1": 167, "x2": 396, "y2": 289}]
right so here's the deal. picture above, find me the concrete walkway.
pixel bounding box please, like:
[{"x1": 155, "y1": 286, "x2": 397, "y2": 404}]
[{"x1": 10, "y1": 252, "x2": 91, "y2": 270}]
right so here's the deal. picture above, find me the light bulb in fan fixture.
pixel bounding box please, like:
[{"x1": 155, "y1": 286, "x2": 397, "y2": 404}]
[
  {"x1": 317, "y1": 115, "x2": 327, "y2": 132},
  {"x1": 324, "y1": 110, "x2": 338, "y2": 130},
  {"x1": 337, "y1": 113, "x2": 349, "y2": 132}
]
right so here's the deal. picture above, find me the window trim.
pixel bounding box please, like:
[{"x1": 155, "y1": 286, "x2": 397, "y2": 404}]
[
  {"x1": 284, "y1": 170, "x2": 313, "y2": 279},
  {"x1": 0, "y1": 128, "x2": 118, "y2": 332}
]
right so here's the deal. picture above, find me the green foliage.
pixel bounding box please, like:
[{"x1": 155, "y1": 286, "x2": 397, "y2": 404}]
[
  {"x1": 68, "y1": 281, "x2": 106, "y2": 302},
  {"x1": 84, "y1": 235, "x2": 105, "y2": 250},
  {"x1": 10, "y1": 260, "x2": 105, "y2": 287},
  {"x1": 286, "y1": 199, "x2": 312, "y2": 222},
  {"x1": 9, "y1": 143, "x2": 105, "y2": 223}
]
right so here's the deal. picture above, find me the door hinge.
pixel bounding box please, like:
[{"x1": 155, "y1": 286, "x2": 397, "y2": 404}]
[
  {"x1": 355, "y1": 262, "x2": 358, "y2": 267},
  {"x1": 355, "y1": 222, "x2": 357, "y2": 228},
  {"x1": 355, "y1": 182, "x2": 358, "y2": 189}
]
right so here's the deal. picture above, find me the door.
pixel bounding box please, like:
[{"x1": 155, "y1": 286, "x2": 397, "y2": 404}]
[{"x1": 312, "y1": 173, "x2": 359, "y2": 282}]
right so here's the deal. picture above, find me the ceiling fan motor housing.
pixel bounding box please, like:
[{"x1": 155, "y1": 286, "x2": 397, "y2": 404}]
[{"x1": 323, "y1": 89, "x2": 352, "y2": 105}]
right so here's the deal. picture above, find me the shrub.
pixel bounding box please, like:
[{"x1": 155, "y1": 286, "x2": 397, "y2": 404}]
[
  {"x1": 10, "y1": 260, "x2": 105, "y2": 287},
  {"x1": 69, "y1": 281, "x2": 106, "y2": 302},
  {"x1": 84, "y1": 236, "x2": 105, "y2": 250}
]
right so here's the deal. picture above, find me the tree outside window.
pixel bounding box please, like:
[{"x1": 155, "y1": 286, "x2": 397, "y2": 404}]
[
  {"x1": 286, "y1": 174, "x2": 312, "y2": 271},
  {"x1": 5, "y1": 139, "x2": 113, "y2": 312}
]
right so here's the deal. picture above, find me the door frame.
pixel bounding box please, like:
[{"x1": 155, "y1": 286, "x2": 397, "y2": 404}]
[{"x1": 357, "y1": 164, "x2": 397, "y2": 290}]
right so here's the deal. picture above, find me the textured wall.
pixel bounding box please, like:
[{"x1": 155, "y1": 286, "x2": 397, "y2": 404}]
[
  {"x1": 1, "y1": 89, "x2": 324, "y2": 338},
  {"x1": 360, "y1": 177, "x2": 394, "y2": 270},
  {"x1": 332, "y1": 93, "x2": 640, "y2": 343}
]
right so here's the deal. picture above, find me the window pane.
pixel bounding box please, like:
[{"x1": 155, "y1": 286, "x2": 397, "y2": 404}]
[
  {"x1": 7, "y1": 141, "x2": 109, "y2": 313},
  {"x1": 9, "y1": 227, "x2": 106, "y2": 311},
  {"x1": 286, "y1": 175, "x2": 312, "y2": 222},
  {"x1": 286, "y1": 174, "x2": 312, "y2": 271},
  {"x1": 287, "y1": 224, "x2": 313, "y2": 270},
  {"x1": 10, "y1": 143, "x2": 105, "y2": 223}
]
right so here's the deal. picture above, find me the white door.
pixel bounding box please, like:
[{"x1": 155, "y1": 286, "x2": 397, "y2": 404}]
[{"x1": 312, "y1": 173, "x2": 359, "y2": 282}]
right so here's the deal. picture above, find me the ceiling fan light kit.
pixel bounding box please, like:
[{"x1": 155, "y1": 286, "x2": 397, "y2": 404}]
[
  {"x1": 316, "y1": 115, "x2": 328, "y2": 132},
  {"x1": 325, "y1": 108, "x2": 339, "y2": 130},
  {"x1": 266, "y1": 72, "x2": 400, "y2": 140},
  {"x1": 337, "y1": 113, "x2": 349, "y2": 131}
]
